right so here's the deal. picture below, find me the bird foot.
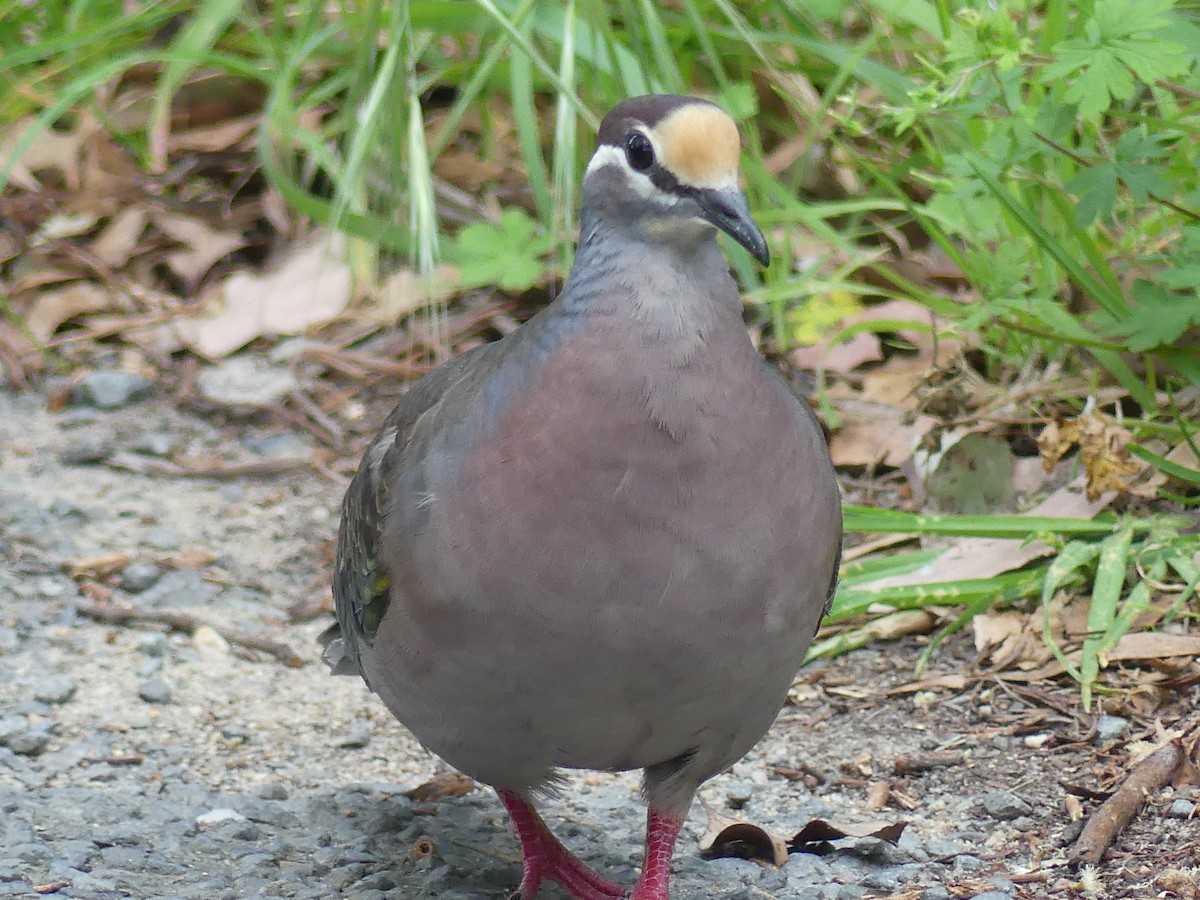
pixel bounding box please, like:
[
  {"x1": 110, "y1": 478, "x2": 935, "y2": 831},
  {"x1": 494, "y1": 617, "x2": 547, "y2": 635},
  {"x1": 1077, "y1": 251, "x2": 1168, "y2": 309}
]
[{"x1": 498, "y1": 790, "x2": 628, "y2": 900}]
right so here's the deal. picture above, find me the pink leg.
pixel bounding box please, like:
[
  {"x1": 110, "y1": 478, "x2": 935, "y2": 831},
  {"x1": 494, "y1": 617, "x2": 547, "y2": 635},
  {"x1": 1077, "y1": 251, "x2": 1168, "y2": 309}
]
[
  {"x1": 629, "y1": 808, "x2": 684, "y2": 900},
  {"x1": 497, "y1": 789, "x2": 628, "y2": 900}
]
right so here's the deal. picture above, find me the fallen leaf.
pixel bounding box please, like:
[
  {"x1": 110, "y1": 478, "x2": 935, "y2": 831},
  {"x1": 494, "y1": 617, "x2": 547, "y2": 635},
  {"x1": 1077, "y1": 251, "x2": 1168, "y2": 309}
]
[
  {"x1": 788, "y1": 818, "x2": 907, "y2": 855},
  {"x1": 828, "y1": 398, "x2": 937, "y2": 468},
  {"x1": 1, "y1": 117, "x2": 86, "y2": 190},
  {"x1": 174, "y1": 232, "x2": 353, "y2": 358},
  {"x1": 371, "y1": 265, "x2": 459, "y2": 326},
  {"x1": 92, "y1": 207, "x2": 150, "y2": 267},
  {"x1": 404, "y1": 772, "x2": 476, "y2": 803},
  {"x1": 1039, "y1": 411, "x2": 1166, "y2": 500},
  {"x1": 22, "y1": 282, "x2": 114, "y2": 341},
  {"x1": 698, "y1": 799, "x2": 788, "y2": 866},
  {"x1": 790, "y1": 299, "x2": 941, "y2": 373},
  {"x1": 151, "y1": 211, "x2": 246, "y2": 289},
  {"x1": 864, "y1": 477, "x2": 1114, "y2": 590},
  {"x1": 1004, "y1": 633, "x2": 1200, "y2": 683}
]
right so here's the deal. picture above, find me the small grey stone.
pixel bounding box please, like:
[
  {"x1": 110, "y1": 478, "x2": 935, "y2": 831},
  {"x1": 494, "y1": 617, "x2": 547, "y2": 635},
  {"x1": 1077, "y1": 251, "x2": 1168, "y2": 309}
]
[
  {"x1": 196, "y1": 357, "x2": 298, "y2": 408},
  {"x1": 137, "y1": 633, "x2": 169, "y2": 657},
  {"x1": 954, "y1": 854, "x2": 985, "y2": 871},
  {"x1": 132, "y1": 431, "x2": 174, "y2": 457},
  {"x1": 138, "y1": 679, "x2": 172, "y2": 704},
  {"x1": 72, "y1": 371, "x2": 152, "y2": 409},
  {"x1": 723, "y1": 780, "x2": 755, "y2": 809},
  {"x1": 982, "y1": 790, "x2": 1032, "y2": 820},
  {"x1": 970, "y1": 893, "x2": 1014, "y2": 900},
  {"x1": 121, "y1": 563, "x2": 163, "y2": 593},
  {"x1": 33, "y1": 675, "x2": 78, "y2": 704},
  {"x1": 245, "y1": 432, "x2": 312, "y2": 458},
  {"x1": 219, "y1": 483, "x2": 244, "y2": 502},
  {"x1": 145, "y1": 524, "x2": 181, "y2": 551},
  {"x1": 256, "y1": 783, "x2": 289, "y2": 801},
  {"x1": 36, "y1": 576, "x2": 67, "y2": 597},
  {"x1": 335, "y1": 724, "x2": 372, "y2": 749},
  {"x1": 60, "y1": 433, "x2": 115, "y2": 465},
  {"x1": 7, "y1": 727, "x2": 51, "y2": 757},
  {"x1": 141, "y1": 569, "x2": 218, "y2": 608},
  {"x1": 196, "y1": 808, "x2": 247, "y2": 828},
  {"x1": 1168, "y1": 799, "x2": 1196, "y2": 818},
  {"x1": 920, "y1": 888, "x2": 951, "y2": 900},
  {"x1": 1095, "y1": 715, "x2": 1129, "y2": 743}
]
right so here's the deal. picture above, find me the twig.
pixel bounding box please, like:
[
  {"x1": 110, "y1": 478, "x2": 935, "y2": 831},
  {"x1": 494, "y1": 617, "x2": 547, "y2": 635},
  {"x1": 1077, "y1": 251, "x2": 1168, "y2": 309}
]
[
  {"x1": 1070, "y1": 740, "x2": 1183, "y2": 866},
  {"x1": 74, "y1": 599, "x2": 304, "y2": 668},
  {"x1": 893, "y1": 750, "x2": 965, "y2": 774},
  {"x1": 105, "y1": 451, "x2": 311, "y2": 479}
]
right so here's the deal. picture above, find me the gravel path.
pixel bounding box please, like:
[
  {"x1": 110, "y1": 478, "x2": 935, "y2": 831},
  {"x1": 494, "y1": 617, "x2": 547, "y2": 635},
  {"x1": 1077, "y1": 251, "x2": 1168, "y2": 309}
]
[{"x1": 2, "y1": 385, "x2": 1195, "y2": 900}]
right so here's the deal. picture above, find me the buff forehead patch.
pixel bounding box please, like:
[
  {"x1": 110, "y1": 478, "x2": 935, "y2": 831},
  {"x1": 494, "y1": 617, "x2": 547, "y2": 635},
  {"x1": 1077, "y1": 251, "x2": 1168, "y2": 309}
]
[{"x1": 649, "y1": 103, "x2": 741, "y2": 189}]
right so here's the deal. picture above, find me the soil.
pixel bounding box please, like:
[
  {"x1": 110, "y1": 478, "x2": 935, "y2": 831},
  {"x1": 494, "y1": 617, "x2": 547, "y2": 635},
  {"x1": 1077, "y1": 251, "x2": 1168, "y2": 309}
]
[{"x1": 1, "y1": 385, "x2": 1197, "y2": 900}]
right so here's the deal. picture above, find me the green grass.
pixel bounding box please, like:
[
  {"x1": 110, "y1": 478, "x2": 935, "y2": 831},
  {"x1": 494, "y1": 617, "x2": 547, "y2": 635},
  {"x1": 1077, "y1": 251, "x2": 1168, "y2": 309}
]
[{"x1": 3, "y1": 0, "x2": 1199, "y2": 704}]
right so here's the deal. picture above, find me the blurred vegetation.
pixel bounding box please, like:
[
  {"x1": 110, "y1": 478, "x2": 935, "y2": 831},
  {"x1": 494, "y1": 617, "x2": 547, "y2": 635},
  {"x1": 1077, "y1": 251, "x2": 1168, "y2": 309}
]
[{"x1": 3, "y1": 0, "x2": 1199, "y2": 704}]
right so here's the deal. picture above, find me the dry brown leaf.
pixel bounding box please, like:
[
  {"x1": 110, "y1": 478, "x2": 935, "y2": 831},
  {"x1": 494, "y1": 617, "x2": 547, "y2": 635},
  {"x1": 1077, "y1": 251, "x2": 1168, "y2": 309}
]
[
  {"x1": 828, "y1": 398, "x2": 936, "y2": 468},
  {"x1": 22, "y1": 282, "x2": 114, "y2": 341},
  {"x1": 174, "y1": 232, "x2": 352, "y2": 358},
  {"x1": 92, "y1": 207, "x2": 150, "y2": 267},
  {"x1": 788, "y1": 818, "x2": 907, "y2": 854},
  {"x1": 1038, "y1": 411, "x2": 1166, "y2": 501},
  {"x1": 1, "y1": 117, "x2": 86, "y2": 190},
  {"x1": 698, "y1": 799, "x2": 788, "y2": 866},
  {"x1": 151, "y1": 212, "x2": 246, "y2": 288},
  {"x1": 1005, "y1": 633, "x2": 1200, "y2": 683},
  {"x1": 867, "y1": 477, "x2": 1113, "y2": 590},
  {"x1": 789, "y1": 299, "x2": 950, "y2": 375},
  {"x1": 433, "y1": 151, "x2": 505, "y2": 190},
  {"x1": 403, "y1": 771, "x2": 476, "y2": 803},
  {"x1": 167, "y1": 116, "x2": 258, "y2": 154},
  {"x1": 371, "y1": 265, "x2": 459, "y2": 326}
]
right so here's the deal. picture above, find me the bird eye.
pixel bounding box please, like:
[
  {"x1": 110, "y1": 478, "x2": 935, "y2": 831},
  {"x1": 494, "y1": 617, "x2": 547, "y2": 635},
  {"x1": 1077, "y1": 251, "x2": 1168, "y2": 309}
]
[{"x1": 625, "y1": 132, "x2": 655, "y2": 171}]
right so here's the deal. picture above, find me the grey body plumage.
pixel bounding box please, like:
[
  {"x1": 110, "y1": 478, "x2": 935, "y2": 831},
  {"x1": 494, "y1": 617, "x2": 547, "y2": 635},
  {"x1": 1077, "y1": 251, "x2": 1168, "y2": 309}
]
[{"x1": 322, "y1": 95, "x2": 842, "y2": 900}]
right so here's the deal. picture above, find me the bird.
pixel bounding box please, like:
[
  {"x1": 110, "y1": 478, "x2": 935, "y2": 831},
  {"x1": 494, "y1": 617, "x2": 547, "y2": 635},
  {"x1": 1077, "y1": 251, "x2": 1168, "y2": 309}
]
[{"x1": 320, "y1": 94, "x2": 843, "y2": 900}]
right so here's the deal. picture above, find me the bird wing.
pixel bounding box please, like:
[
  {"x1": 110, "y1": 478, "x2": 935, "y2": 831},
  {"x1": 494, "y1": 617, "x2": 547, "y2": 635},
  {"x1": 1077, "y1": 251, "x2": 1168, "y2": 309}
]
[{"x1": 319, "y1": 343, "x2": 491, "y2": 679}]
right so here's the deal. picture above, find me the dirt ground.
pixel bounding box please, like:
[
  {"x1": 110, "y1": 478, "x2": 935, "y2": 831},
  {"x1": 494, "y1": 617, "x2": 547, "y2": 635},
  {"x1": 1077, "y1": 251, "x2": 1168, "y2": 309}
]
[{"x1": 1, "y1": 386, "x2": 1198, "y2": 900}]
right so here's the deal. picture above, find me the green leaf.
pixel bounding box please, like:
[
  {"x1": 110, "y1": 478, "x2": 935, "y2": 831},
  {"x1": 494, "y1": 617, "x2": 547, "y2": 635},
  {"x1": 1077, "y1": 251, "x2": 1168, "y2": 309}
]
[
  {"x1": 1068, "y1": 164, "x2": 1118, "y2": 227},
  {"x1": 450, "y1": 209, "x2": 554, "y2": 292},
  {"x1": 1112, "y1": 281, "x2": 1200, "y2": 351}
]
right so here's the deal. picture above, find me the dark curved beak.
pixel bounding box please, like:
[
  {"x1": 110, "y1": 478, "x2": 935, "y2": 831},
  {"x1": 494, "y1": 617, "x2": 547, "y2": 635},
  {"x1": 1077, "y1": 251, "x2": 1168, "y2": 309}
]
[{"x1": 696, "y1": 187, "x2": 770, "y2": 267}]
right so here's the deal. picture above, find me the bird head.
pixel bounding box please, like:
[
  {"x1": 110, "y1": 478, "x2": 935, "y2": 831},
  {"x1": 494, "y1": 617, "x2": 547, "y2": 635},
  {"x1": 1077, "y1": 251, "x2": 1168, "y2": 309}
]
[{"x1": 583, "y1": 95, "x2": 769, "y2": 267}]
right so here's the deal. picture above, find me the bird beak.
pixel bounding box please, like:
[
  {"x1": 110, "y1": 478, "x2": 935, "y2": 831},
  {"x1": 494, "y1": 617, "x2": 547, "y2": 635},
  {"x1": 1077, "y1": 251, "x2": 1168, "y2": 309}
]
[{"x1": 696, "y1": 187, "x2": 770, "y2": 267}]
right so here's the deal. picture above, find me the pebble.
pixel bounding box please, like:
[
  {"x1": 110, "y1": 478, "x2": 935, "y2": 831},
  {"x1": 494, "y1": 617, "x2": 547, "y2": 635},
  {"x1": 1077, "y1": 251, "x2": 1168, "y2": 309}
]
[
  {"x1": 137, "y1": 679, "x2": 172, "y2": 704},
  {"x1": 33, "y1": 675, "x2": 78, "y2": 704},
  {"x1": 196, "y1": 808, "x2": 248, "y2": 829},
  {"x1": 245, "y1": 432, "x2": 312, "y2": 458},
  {"x1": 122, "y1": 562, "x2": 163, "y2": 593},
  {"x1": 137, "y1": 633, "x2": 169, "y2": 657},
  {"x1": 196, "y1": 357, "x2": 298, "y2": 408},
  {"x1": 141, "y1": 570, "x2": 218, "y2": 607},
  {"x1": 971, "y1": 893, "x2": 1015, "y2": 900},
  {"x1": 144, "y1": 524, "x2": 181, "y2": 551},
  {"x1": 920, "y1": 887, "x2": 951, "y2": 900},
  {"x1": 1168, "y1": 799, "x2": 1196, "y2": 818},
  {"x1": 1095, "y1": 715, "x2": 1129, "y2": 743},
  {"x1": 71, "y1": 371, "x2": 152, "y2": 410},
  {"x1": 193, "y1": 626, "x2": 232, "y2": 661},
  {"x1": 59, "y1": 433, "x2": 115, "y2": 465},
  {"x1": 256, "y1": 783, "x2": 289, "y2": 801},
  {"x1": 132, "y1": 431, "x2": 174, "y2": 457},
  {"x1": 982, "y1": 790, "x2": 1032, "y2": 820},
  {"x1": 335, "y1": 724, "x2": 372, "y2": 750}
]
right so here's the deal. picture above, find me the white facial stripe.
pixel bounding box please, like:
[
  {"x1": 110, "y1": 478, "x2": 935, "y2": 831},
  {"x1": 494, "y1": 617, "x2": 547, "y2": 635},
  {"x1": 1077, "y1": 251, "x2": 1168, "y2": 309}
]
[{"x1": 584, "y1": 144, "x2": 678, "y2": 206}]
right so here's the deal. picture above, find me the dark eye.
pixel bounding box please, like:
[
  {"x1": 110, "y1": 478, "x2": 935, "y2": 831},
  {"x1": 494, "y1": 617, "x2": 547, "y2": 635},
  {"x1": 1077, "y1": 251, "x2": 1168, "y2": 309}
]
[{"x1": 625, "y1": 132, "x2": 655, "y2": 171}]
